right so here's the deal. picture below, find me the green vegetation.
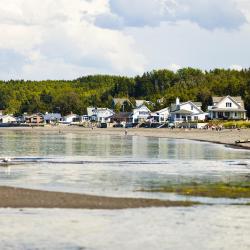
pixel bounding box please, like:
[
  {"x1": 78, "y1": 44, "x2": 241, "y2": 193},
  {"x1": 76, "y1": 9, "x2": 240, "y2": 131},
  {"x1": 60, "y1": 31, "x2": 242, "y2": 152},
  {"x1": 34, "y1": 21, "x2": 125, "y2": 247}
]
[
  {"x1": 140, "y1": 182, "x2": 250, "y2": 199},
  {"x1": 222, "y1": 121, "x2": 250, "y2": 129},
  {"x1": 1, "y1": 68, "x2": 250, "y2": 115}
]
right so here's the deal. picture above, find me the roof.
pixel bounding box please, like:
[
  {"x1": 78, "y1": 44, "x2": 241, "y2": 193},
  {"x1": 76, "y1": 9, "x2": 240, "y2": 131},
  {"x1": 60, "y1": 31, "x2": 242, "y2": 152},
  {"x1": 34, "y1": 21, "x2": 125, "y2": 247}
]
[
  {"x1": 44, "y1": 113, "x2": 62, "y2": 119},
  {"x1": 213, "y1": 96, "x2": 244, "y2": 106},
  {"x1": 193, "y1": 102, "x2": 202, "y2": 107},
  {"x1": 113, "y1": 98, "x2": 131, "y2": 106},
  {"x1": 171, "y1": 109, "x2": 193, "y2": 115}
]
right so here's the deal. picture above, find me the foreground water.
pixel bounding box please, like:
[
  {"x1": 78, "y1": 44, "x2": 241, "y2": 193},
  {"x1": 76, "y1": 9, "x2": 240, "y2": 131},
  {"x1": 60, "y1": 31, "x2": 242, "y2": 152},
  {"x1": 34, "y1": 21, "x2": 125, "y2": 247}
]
[{"x1": 0, "y1": 130, "x2": 250, "y2": 249}]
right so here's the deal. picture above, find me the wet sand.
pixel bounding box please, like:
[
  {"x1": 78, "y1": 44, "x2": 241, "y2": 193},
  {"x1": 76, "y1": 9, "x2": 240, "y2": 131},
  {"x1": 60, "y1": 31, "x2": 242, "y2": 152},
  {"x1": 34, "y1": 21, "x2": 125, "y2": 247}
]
[
  {"x1": 0, "y1": 186, "x2": 197, "y2": 209},
  {"x1": 1, "y1": 126, "x2": 250, "y2": 149}
]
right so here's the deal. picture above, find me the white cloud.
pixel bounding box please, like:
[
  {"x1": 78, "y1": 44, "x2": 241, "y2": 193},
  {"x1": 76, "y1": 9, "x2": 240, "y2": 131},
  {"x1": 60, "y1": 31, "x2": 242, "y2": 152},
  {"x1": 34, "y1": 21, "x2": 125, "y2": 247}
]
[
  {"x1": 96, "y1": 0, "x2": 247, "y2": 30},
  {"x1": 0, "y1": 0, "x2": 250, "y2": 80},
  {"x1": 0, "y1": 0, "x2": 147, "y2": 80}
]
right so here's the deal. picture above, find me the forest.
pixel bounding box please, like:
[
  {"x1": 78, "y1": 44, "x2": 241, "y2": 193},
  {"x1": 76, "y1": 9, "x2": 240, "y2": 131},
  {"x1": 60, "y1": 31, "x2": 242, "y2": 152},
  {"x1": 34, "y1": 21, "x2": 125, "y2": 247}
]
[{"x1": 0, "y1": 68, "x2": 250, "y2": 116}]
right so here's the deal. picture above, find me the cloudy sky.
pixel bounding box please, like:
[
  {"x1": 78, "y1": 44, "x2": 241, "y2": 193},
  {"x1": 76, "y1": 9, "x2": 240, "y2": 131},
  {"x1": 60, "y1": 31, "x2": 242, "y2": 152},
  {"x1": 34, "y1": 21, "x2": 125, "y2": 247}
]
[{"x1": 0, "y1": 0, "x2": 250, "y2": 80}]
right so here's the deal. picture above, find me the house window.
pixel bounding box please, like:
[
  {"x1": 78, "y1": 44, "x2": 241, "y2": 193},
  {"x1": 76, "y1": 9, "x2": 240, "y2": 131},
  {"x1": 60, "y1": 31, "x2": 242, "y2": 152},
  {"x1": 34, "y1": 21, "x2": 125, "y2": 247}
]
[
  {"x1": 225, "y1": 112, "x2": 230, "y2": 117},
  {"x1": 194, "y1": 116, "x2": 198, "y2": 121},
  {"x1": 226, "y1": 102, "x2": 232, "y2": 107},
  {"x1": 176, "y1": 114, "x2": 180, "y2": 118},
  {"x1": 191, "y1": 106, "x2": 194, "y2": 110},
  {"x1": 235, "y1": 112, "x2": 237, "y2": 117},
  {"x1": 218, "y1": 112, "x2": 223, "y2": 118}
]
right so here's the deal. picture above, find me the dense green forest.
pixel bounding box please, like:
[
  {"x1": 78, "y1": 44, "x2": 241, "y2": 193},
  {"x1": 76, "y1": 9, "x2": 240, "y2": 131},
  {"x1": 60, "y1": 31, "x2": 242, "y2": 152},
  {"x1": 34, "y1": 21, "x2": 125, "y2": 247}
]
[{"x1": 1, "y1": 68, "x2": 250, "y2": 116}]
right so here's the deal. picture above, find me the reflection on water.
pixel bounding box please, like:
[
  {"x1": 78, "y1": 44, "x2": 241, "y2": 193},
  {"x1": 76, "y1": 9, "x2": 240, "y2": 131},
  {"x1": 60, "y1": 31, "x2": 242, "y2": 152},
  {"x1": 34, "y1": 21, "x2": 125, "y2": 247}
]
[
  {"x1": 0, "y1": 130, "x2": 249, "y2": 203},
  {"x1": 0, "y1": 130, "x2": 250, "y2": 250}
]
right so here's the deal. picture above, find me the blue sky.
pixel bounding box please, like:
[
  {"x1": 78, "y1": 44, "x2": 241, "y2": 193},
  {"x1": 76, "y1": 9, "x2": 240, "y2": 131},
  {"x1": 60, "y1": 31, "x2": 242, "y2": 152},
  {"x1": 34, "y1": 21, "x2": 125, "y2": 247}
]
[{"x1": 0, "y1": 0, "x2": 250, "y2": 80}]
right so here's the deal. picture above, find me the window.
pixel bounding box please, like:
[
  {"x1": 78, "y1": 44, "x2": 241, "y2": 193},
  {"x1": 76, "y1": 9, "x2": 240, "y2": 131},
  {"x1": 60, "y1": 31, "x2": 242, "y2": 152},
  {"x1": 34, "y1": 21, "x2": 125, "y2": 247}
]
[
  {"x1": 235, "y1": 112, "x2": 237, "y2": 117},
  {"x1": 226, "y1": 102, "x2": 232, "y2": 107},
  {"x1": 191, "y1": 106, "x2": 194, "y2": 110}
]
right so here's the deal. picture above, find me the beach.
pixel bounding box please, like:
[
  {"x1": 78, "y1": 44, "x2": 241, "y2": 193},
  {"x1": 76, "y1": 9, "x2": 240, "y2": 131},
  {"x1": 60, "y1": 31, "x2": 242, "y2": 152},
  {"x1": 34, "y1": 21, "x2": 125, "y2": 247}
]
[{"x1": 0, "y1": 186, "x2": 196, "y2": 209}]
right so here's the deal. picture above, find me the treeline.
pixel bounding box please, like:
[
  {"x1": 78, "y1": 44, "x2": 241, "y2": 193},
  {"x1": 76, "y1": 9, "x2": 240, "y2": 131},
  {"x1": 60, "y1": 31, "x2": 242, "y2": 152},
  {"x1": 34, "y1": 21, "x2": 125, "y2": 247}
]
[{"x1": 1, "y1": 68, "x2": 250, "y2": 116}]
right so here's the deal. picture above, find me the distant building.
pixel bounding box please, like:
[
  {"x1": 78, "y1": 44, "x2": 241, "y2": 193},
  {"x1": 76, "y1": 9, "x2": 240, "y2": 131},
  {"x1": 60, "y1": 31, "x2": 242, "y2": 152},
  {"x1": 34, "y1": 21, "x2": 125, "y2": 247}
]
[
  {"x1": 112, "y1": 112, "x2": 133, "y2": 124},
  {"x1": 170, "y1": 98, "x2": 208, "y2": 123},
  {"x1": 132, "y1": 104, "x2": 151, "y2": 123},
  {"x1": 0, "y1": 115, "x2": 17, "y2": 124},
  {"x1": 87, "y1": 107, "x2": 114, "y2": 123},
  {"x1": 25, "y1": 113, "x2": 44, "y2": 124},
  {"x1": 208, "y1": 96, "x2": 247, "y2": 120},
  {"x1": 63, "y1": 114, "x2": 79, "y2": 124},
  {"x1": 135, "y1": 100, "x2": 154, "y2": 108},
  {"x1": 44, "y1": 113, "x2": 62, "y2": 124}
]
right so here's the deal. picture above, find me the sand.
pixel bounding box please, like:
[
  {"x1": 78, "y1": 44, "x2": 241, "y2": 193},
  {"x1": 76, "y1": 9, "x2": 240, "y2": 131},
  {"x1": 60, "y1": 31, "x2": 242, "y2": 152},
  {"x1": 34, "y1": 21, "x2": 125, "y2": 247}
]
[{"x1": 0, "y1": 186, "x2": 197, "y2": 209}]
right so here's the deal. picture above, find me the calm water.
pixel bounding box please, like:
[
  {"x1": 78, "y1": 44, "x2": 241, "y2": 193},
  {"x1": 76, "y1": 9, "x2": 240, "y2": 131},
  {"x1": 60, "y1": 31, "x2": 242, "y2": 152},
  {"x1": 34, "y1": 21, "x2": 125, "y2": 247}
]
[{"x1": 0, "y1": 130, "x2": 250, "y2": 249}]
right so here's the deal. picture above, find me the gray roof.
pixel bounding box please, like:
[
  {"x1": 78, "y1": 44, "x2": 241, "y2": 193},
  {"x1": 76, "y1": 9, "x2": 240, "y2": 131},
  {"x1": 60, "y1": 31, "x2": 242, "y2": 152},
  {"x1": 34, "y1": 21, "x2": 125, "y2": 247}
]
[
  {"x1": 171, "y1": 109, "x2": 193, "y2": 115},
  {"x1": 213, "y1": 96, "x2": 244, "y2": 107}
]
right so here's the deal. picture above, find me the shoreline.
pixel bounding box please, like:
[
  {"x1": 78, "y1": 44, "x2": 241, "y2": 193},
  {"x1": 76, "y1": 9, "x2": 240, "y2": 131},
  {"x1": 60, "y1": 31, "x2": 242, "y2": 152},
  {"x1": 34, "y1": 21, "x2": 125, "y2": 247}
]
[
  {"x1": 0, "y1": 186, "x2": 197, "y2": 209},
  {"x1": 1, "y1": 126, "x2": 250, "y2": 150}
]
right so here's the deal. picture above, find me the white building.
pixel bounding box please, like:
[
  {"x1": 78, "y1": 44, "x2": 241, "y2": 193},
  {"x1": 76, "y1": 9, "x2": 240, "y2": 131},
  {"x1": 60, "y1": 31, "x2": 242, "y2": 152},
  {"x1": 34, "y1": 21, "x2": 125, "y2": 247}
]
[
  {"x1": 63, "y1": 114, "x2": 79, "y2": 124},
  {"x1": 44, "y1": 113, "x2": 62, "y2": 124},
  {"x1": 208, "y1": 96, "x2": 246, "y2": 120},
  {"x1": 0, "y1": 115, "x2": 17, "y2": 124},
  {"x1": 155, "y1": 107, "x2": 170, "y2": 123},
  {"x1": 87, "y1": 107, "x2": 114, "y2": 123},
  {"x1": 170, "y1": 98, "x2": 208, "y2": 123},
  {"x1": 132, "y1": 104, "x2": 151, "y2": 123}
]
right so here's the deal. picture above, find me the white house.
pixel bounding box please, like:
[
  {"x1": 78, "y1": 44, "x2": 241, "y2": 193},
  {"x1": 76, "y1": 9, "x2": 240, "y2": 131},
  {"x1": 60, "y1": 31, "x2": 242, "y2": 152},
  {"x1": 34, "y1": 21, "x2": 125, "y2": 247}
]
[
  {"x1": 0, "y1": 115, "x2": 17, "y2": 124},
  {"x1": 155, "y1": 107, "x2": 170, "y2": 123},
  {"x1": 62, "y1": 114, "x2": 79, "y2": 124},
  {"x1": 208, "y1": 96, "x2": 247, "y2": 120},
  {"x1": 132, "y1": 104, "x2": 151, "y2": 123},
  {"x1": 87, "y1": 107, "x2": 114, "y2": 123},
  {"x1": 170, "y1": 98, "x2": 208, "y2": 123},
  {"x1": 44, "y1": 113, "x2": 62, "y2": 124}
]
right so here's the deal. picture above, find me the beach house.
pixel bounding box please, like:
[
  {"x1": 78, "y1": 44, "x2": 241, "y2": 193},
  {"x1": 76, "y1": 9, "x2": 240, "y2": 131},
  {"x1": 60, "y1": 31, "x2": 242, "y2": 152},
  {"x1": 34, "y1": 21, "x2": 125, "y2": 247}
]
[
  {"x1": 170, "y1": 98, "x2": 208, "y2": 123},
  {"x1": 44, "y1": 113, "x2": 62, "y2": 124},
  {"x1": 25, "y1": 113, "x2": 44, "y2": 124},
  {"x1": 87, "y1": 107, "x2": 114, "y2": 123},
  {"x1": 0, "y1": 115, "x2": 17, "y2": 124},
  {"x1": 208, "y1": 96, "x2": 247, "y2": 120},
  {"x1": 132, "y1": 104, "x2": 151, "y2": 123}
]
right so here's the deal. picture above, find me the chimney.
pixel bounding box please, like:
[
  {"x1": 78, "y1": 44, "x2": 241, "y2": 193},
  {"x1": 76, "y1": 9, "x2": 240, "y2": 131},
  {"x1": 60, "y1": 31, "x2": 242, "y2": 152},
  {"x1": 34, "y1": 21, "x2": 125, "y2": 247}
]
[{"x1": 176, "y1": 97, "x2": 180, "y2": 106}]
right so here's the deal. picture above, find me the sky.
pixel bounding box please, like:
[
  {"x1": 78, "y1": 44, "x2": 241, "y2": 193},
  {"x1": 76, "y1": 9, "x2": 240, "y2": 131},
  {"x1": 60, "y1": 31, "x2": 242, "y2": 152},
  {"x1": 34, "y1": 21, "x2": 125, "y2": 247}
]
[{"x1": 0, "y1": 0, "x2": 250, "y2": 80}]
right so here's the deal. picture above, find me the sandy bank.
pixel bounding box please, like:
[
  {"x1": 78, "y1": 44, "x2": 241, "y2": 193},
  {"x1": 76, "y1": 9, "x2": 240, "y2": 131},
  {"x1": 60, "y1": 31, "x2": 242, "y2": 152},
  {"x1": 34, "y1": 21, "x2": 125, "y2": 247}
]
[
  {"x1": 0, "y1": 186, "x2": 197, "y2": 209},
  {"x1": 1, "y1": 126, "x2": 250, "y2": 149}
]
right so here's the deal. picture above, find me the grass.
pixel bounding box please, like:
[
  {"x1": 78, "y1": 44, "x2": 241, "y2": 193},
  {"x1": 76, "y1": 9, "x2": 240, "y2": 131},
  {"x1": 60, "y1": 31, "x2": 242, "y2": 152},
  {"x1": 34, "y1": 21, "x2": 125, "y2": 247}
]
[{"x1": 139, "y1": 182, "x2": 250, "y2": 199}]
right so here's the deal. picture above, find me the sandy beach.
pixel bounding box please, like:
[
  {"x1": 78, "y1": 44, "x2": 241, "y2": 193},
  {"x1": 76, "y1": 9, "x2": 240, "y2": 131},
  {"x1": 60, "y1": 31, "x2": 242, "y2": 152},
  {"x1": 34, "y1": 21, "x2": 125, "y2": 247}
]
[{"x1": 0, "y1": 186, "x2": 197, "y2": 209}]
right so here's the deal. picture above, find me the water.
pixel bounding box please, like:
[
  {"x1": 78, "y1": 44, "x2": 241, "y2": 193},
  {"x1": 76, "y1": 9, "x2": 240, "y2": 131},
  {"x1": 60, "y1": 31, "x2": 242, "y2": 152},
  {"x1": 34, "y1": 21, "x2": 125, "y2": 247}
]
[{"x1": 0, "y1": 130, "x2": 250, "y2": 249}]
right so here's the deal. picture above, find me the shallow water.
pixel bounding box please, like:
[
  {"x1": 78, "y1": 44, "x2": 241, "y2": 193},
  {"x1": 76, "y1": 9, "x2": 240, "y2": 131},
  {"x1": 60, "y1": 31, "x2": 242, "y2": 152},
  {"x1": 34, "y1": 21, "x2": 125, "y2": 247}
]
[
  {"x1": 0, "y1": 206, "x2": 250, "y2": 250},
  {"x1": 0, "y1": 131, "x2": 250, "y2": 203},
  {"x1": 0, "y1": 130, "x2": 250, "y2": 249}
]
